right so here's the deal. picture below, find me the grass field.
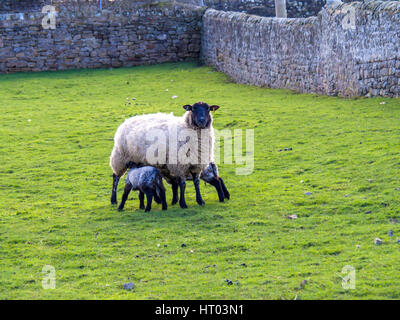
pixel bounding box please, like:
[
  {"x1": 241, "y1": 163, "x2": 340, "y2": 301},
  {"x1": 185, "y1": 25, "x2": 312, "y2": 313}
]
[{"x1": 1, "y1": 62, "x2": 400, "y2": 300}]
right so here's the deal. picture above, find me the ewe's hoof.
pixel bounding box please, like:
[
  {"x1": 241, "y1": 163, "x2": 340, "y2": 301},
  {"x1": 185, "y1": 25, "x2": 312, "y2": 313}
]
[
  {"x1": 118, "y1": 208, "x2": 124, "y2": 212},
  {"x1": 197, "y1": 200, "x2": 205, "y2": 206},
  {"x1": 180, "y1": 203, "x2": 188, "y2": 209}
]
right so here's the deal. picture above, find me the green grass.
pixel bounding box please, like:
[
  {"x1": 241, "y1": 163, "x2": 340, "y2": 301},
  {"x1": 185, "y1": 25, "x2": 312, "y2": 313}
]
[{"x1": 1, "y1": 62, "x2": 400, "y2": 300}]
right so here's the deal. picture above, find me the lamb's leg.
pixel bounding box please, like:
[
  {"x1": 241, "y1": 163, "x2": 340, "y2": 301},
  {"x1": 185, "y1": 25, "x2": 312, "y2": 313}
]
[
  {"x1": 153, "y1": 194, "x2": 162, "y2": 204},
  {"x1": 192, "y1": 173, "x2": 205, "y2": 206},
  {"x1": 118, "y1": 183, "x2": 132, "y2": 211},
  {"x1": 178, "y1": 178, "x2": 188, "y2": 209},
  {"x1": 139, "y1": 191, "x2": 145, "y2": 210},
  {"x1": 111, "y1": 174, "x2": 120, "y2": 205},
  {"x1": 219, "y1": 178, "x2": 230, "y2": 200},
  {"x1": 171, "y1": 180, "x2": 179, "y2": 205},
  {"x1": 208, "y1": 177, "x2": 225, "y2": 202},
  {"x1": 144, "y1": 190, "x2": 154, "y2": 212},
  {"x1": 160, "y1": 189, "x2": 168, "y2": 211}
]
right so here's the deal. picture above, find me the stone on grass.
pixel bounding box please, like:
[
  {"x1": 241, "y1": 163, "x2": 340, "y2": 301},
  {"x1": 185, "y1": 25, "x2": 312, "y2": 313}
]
[
  {"x1": 123, "y1": 282, "x2": 134, "y2": 290},
  {"x1": 288, "y1": 214, "x2": 298, "y2": 220},
  {"x1": 374, "y1": 238, "x2": 383, "y2": 245}
]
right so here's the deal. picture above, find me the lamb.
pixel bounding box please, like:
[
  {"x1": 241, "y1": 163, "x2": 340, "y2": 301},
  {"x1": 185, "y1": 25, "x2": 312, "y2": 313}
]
[
  {"x1": 118, "y1": 164, "x2": 167, "y2": 213},
  {"x1": 167, "y1": 162, "x2": 230, "y2": 204},
  {"x1": 110, "y1": 102, "x2": 221, "y2": 209},
  {"x1": 200, "y1": 162, "x2": 230, "y2": 201}
]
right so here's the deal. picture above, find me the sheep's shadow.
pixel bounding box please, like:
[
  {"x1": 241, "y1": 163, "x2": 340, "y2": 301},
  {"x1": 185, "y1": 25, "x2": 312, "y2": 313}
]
[{"x1": 84, "y1": 199, "x2": 228, "y2": 231}]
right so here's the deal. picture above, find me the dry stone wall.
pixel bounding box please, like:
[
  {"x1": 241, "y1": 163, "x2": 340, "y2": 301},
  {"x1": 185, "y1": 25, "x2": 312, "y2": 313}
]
[
  {"x1": 177, "y1": 0, "x2": 326, "y2": 17},
  {"x1": 0, "y1": 0, "x2": 205, "y2": 72},
  {"x1": 202, "y1": 1, "x2": 400, "y2": 97}
]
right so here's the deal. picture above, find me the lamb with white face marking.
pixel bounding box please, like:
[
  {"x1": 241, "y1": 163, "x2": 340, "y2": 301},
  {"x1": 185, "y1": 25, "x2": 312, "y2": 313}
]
[{"x1": 118, "y1": 164, "x2": 167, "y2": 213}]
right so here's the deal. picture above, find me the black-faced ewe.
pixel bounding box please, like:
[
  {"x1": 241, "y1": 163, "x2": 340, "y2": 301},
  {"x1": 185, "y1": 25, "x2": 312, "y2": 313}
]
[
  {"x1": 110, "y1": 102, "x2": 220, "y2": 209},
  {"x1": 118, "y1": 164, "x2": 167, "y2": 213}
]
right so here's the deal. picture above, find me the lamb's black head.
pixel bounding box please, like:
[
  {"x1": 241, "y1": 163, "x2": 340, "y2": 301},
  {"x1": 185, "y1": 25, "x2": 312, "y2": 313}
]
[{"x1": 183, "y1": 102, "x2": 220, "y2": 129}]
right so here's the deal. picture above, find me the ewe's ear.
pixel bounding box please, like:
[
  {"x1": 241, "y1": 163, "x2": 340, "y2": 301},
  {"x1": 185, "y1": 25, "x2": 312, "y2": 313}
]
[
  {"x1": 183, "y1": 105, "x2": 192, "y2": 111},
  {"x1": 210, "y1": 105, "x2": 220, "y2": 112}
]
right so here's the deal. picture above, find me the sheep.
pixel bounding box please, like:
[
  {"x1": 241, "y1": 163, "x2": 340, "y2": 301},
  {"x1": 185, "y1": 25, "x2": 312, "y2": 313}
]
[
  {"x1": 118, "y1": 163, "x2": 167, "y2": 213},
  {"x1": 110, "y1": 102, "x2": 221, "y2": 209}
]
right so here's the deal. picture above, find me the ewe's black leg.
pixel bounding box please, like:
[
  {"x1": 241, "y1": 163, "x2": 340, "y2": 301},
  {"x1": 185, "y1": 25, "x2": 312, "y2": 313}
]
[
  {"x1": 160, "y1": 189, "x2": 168, "y2": 211},
  {"x1": 219, "y1": 178, "x2": 230, "y2": 200},
  {"x1": 111, "y1": 174, "x2": 120, "y2": 205},
  {"x1": 178, "y1": 178, "x2": 188, "y2": 209},
  {"x1": 192, "y1": 173, "x2": 205, "y2": 206},
  {"x1": 118, "y1": 183, "x2": 132, "y2": 211},
  {"x1": 171, "y1": 181, "x2": 179, "y2": 205},
  {"x1": 139, "y1": 191, "x2": 145, "y2": 210},
  {"x1": 144, "y1": 190, "x2": 154, "y2": 212}
]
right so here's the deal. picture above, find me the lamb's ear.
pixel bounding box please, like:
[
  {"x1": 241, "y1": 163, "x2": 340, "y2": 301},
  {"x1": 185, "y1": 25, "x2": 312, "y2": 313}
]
[
  {"x1": 210, "y1": 105, "x2": 220, "y2": 111},
  {"x1": 183, "y1": 105, "x2": 192, "y2": 111}
]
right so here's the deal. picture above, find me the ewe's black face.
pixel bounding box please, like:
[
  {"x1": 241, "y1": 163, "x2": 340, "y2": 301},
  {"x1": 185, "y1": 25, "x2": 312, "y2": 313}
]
[{"x1": 183, "y1": 102, "x2": 220, "y2": 129}]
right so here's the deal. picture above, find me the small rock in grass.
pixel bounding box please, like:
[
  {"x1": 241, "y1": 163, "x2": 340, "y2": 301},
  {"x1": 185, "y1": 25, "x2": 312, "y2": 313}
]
[
  {"x1": 344, "y1": 194, "x2": 350, "y2": 197},
  {"x1": 172, "y1": 95, "x2": 178, "y2": 99},
  {"x1": 395, "y1": 188, "x2": 400, "y2": 191},
  {"x1": 164, "y1": 244, "x2": 168, "y2": 248},
  {"x1": 356, "y1": 244, "x2": 361, "y2": 249},
  {"x1": 240, "y1": 263, "x2": 247, "y2": 267},
  {"x1": 300, "y1": 280, "x2": 308, "y2": 288},
  {"x1": 235, "y1": 281, "x2": 240, "y2": 285},
  {"x1": 288, "y1": 214, "x2": 298, "y2": 220},
  {"x1": 367, "y1": 179, "x2": 373, "y2": 183},
  {"x1": 389, "y1": 230, "x2": 394, "y2": 237},
  {"x1": 157, "y1": 243, "x2": 161, "y2": 247},
  {"x1": 135, "y1": 255, "x2": 140, "y2": 258},
  {"x1": 132, "y1": 98, "x2": 136, "y2": 101},
  {"x1": 365, "y1": 211, "x2": 372, "y2": 215},
  {"x1": 374, "y1": 238, "x2": 383, "y2": 245},
  {"x1": 123, "y1": 282, "x2": 134, "y2": 291},
  {"x1": 225, "y1": 279, "x2": 233, "y2": 285},
  {"x1": 181, "y1": 243, "x2": 187, "y2": 248},
  {"x1": 397, "y1": 239, "x2": 400, "y2": 244},
  {"x1": 380, "y1": 102, "x2": 386, "y2": 105},
  {"x1": 304, "y1": 192, "x2": 312, "y2": 196}
]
